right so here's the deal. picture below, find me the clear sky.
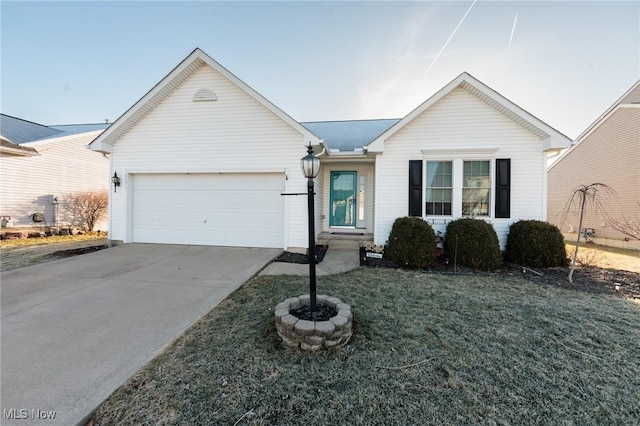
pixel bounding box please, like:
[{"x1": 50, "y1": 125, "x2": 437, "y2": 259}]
[{"x1": 1, "y1": 1, "x2": 639, "y2": 139}]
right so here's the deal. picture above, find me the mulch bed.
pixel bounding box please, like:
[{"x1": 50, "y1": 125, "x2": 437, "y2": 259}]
[
  {"x1": 290, "y1": 303, "x2": 337, "y2": 321},
  {"x1": 275, "y1": 245, "x2": 328, "y2": 264},
  {"x1": 360, "y1": 248, "x2": 640, "y2": 300},
  {"x1": 51, "y1": 245, "x2": 109, "y2": 257}
]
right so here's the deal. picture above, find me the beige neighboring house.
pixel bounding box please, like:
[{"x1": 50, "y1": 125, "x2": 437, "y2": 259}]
[{"x1": 547, "y1": 80, "x2": 640, "y2": 250}]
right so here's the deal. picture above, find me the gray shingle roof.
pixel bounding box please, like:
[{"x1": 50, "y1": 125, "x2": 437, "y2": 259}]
[
  {"x1": 301, "y1": 119, "x2": 400, "y2": 152},
  {"x1": 0, "y1": 114, "x2": 110, "y2": 144},
  {"x1": 48, "y1": 123, "x2": 110, "y2": 138},
  {"x1": 0, "y1": 114, "x2": 62, "y2": 144}
]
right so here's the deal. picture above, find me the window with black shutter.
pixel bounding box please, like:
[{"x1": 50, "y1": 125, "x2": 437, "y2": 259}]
[
  {"x1": 495, "y1": 158, "x2": 511, "y2": 218},
  {"x1": 408, "y1": 160, "x2": 422, "y2": 216}
]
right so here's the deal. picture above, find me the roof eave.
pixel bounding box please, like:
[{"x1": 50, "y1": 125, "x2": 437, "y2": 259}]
[
  {"x1": 365, "y1": 72, "x2": 572, "y2": 152},
  {"x1": 542, "y1": 136, "x2": 572, "y2": 152},
  {"x1": 89, "y1": 138, "x2": 113, "y2": 154}
]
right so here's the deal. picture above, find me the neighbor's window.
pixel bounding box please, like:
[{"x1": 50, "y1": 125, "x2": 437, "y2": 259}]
[
  {"x1": 425, "y1": 161, "x2": 452, "y2": 215},
  {"x1": 462, "y1": 160, "x2": 490, "y2": 216}
]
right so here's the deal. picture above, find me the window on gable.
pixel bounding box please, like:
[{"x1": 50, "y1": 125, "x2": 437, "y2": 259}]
[
  {"x1": 462, "y1": 160, "x2": 490, "y2": 216},
  {"x1": 425, "y1": 161, "x2": 452, "y2": 215}
]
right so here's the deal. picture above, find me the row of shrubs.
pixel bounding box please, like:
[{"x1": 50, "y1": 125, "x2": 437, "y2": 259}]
[{"x1": 385, "y1": 216, "x2": 567, "y2": 271}]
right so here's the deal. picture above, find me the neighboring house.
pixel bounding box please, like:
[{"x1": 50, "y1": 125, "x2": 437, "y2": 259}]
[
  {"x1": 90, "y1": 48, "x2": 571, "y2": 251},
  {"x1": 0, "y1": 114, "x2": 110, "y2": 232},
  {"x1": 547, "y1": 80, "x2": 640, "y2": 250}
]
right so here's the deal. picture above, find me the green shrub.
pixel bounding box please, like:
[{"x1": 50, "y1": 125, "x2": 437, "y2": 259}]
[
  {"x1": 385, "y1": 217, "x2": 436, "y2": 269},
  {"x1": 505, "y1": 220, "x2": 568, "y2": 268},
  {"x1": 444, "y1": 218, "x2": 502, "y2": 271}
]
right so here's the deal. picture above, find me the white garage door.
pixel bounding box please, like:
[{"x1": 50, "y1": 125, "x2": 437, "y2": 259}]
[{"x1": 132, "y1": 173, "x2": 285, "y2": 248}]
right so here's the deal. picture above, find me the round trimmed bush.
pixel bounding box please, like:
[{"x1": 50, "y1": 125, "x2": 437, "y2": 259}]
[
  {"x1": 505, "y1": 220, "x2": 567, "y2": 268},
  {"x1": 385, "y1": 217, "x2": 436, "y2": 269},
  {"x1": 444, "y1": 218, "x2": 502, "y2": 271}
]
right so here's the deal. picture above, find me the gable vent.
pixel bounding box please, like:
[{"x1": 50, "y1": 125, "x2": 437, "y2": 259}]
[{"x1": 193, "y1": 88, "x2": 217, "y2": 102}]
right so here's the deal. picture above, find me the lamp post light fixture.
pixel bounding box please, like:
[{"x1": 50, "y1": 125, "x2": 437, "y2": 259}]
[
  {"x1": 300, "y1": 144, "x2": 321, "y2": 319},
  {"x1": 111, "y1": 172, "x2": 121, "y2": 192}
]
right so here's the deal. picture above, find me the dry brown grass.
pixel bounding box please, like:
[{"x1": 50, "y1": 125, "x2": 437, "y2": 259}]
[
  {"x1": 0, "y1": 233, "x2": 106, "y2": 249},
  {"x1": 90, "y1": 268, "x2": 640, "y2": 425},
  {"x1": 565, "y1": 242, "x2": 640, "y2": 273}
]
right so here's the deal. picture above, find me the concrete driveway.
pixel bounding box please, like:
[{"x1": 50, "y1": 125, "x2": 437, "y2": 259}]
[{"x1": 1, "y1": 244, "x2": 279, "y2": 425}]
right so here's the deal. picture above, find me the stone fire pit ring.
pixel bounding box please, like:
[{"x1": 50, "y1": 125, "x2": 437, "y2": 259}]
[{"x1": 275, "y1": 294, "x2": 353, "y2": 351}]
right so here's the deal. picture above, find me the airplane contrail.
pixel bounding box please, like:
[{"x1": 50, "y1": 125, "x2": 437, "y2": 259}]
[
  {"x1": 506, "y1": 14, "x2": 518, "y2": 59},
  {"x1": 502, "y1": 13, "x2": 518, "y2": 79},
  {"x1": 424, "y1": 0, "x2": 478, "y2": 78}
]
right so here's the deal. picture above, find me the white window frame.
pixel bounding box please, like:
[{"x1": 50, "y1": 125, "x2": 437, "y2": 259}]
[
  {"x1": 425, "y1": 160, "x2": 453, "y2": 217},
  {"x1": 462, "y1": 159, "x2": 492, "y2": 217},
  {"x1": 421, "y1": 148, "x2": 497, "y2": 220}
]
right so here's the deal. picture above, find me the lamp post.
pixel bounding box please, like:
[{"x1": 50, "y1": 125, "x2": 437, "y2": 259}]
[{"x1": 300, "y1": 144, "x2": 321, "y2": 319}]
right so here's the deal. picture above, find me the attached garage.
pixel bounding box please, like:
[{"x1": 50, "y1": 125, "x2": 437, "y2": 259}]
[
  {"x1": 131, "y1": 173, "x2": 285, "y2": 248},
  {"x1": 89, "y1": 49, "x2": 322, "y2": 250}
]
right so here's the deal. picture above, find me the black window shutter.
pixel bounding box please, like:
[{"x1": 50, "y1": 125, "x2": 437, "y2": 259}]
[
  {"x1": 408, "y1": 160, "x2": 422, "y2": 216},
  {"x1": 495, "y1": 158, "x2": 511, "y2": 218}
]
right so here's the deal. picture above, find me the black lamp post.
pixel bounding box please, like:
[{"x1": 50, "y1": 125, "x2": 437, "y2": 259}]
[{"x1": 300, "y1": 144, "x2": 321, "y2": 319}]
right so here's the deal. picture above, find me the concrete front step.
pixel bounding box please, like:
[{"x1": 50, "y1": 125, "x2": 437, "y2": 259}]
[{"x1": 317, "y1": 232, "x2": 373, "y2": 248}]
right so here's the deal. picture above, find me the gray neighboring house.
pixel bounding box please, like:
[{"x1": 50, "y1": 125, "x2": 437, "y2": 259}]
[
  {"x1": 0, "y1": 114, "x2": 110, "y2": 232},
  {"x1": 547, "y1": 80, "x2": 640, "y2": 250}
]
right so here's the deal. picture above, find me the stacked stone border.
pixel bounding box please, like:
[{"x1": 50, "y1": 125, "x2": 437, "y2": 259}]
[{"x1": 275, "y1": 294, "x2": 353, "y2": 351}]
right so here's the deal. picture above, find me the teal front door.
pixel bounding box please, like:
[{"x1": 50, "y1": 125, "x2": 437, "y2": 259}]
[{"x1": 330, "y1": 171, "x2": 356, "y2": 227}]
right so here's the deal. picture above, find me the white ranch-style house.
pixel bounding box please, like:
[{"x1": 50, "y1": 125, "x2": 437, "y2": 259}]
[{"x1": 90, "y1": 48, "x2": 571, "y2": 251}]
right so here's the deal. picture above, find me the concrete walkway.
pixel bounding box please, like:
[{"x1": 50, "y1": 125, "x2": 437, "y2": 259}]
[
  {"x1": 1, "y1": 244, "x2": 279, "y2": 426},
  {"x1": 259, "y1": 239, "x2": 361, "y2": 276}
]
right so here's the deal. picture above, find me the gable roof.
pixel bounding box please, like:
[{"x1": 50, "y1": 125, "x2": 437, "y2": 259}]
[
  {"x1": 89, "y1": 48, "x2": 320, "y2": 153},
  {"x1": 0, "y1": 114, "x2": 62, "y2": 144},
  {"x1": 365, "y1": 72, "x2": 572, "y2": 153},
  {"x1": 301, "y1": 119, "x2": 399, "y2": 152},
  {"x1": 0, "y1": 114, "x2": 109, "y2": 148},
  {"x1": 49, "y1": 123, "x2": 110, "y2": 137},
  {"x1": 548, "y1": 79, "x2": 640, "y2": 171}
]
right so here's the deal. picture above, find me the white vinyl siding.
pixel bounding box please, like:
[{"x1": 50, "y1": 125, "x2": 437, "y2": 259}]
[
  {"x1": 0, "y1": 131, "x2": 109, "y2": 230},
  {"x1": 109, "y1": 64, "x2": 310, "y2": 249},
  {"x1": 374, "y1": 87, "x2": 546, "y2": 248}
]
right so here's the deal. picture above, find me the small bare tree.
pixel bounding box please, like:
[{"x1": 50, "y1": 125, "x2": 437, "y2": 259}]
[
  {"x1": 560, "y1": 183, "x2": 615, "y2": 283},
  {"x1": 608, "y1": 200, "x2": 640, "y2": 241},
  {"x1": 66, "y1": 190, "x2": 109, "y2": 232}
]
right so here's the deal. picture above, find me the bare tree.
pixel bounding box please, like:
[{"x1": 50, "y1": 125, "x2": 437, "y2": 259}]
[
  {"x1": 560, "y1": 183, "x2": 615, "y2": 283},
  {"x1": 66, "y1": 190, "x2": 109, "y2": 232},
  {"x1": 608, "y1": 200, "x2": 640, "y2": 241}
]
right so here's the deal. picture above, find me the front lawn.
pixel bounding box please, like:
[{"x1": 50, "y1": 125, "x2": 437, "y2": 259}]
[
  {"x1": 0, "y1": 233, "x2": 106, "y2": 249},
  {"x1": 91, "y1": 268, "x2": 640, "y2": 425}
]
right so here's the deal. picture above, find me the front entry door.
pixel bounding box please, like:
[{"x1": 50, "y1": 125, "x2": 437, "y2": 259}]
[{"x1": 330, "y1": 171, "x2": 357, "y2": 227}]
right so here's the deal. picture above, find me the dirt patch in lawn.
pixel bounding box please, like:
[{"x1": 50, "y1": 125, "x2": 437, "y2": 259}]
[
  {"x1": 1, "y1": 238, "x2": 109, "y2": 271},
  {"x1": 360, "y1": 247, "x2": 640, "y2": 301},
  {"x1": 49, "y1": 245, "x2": 109, "y2": 257}
]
